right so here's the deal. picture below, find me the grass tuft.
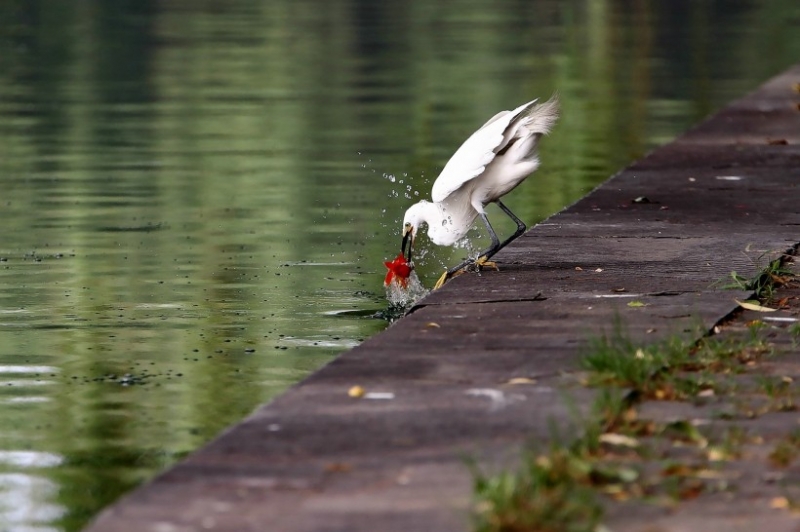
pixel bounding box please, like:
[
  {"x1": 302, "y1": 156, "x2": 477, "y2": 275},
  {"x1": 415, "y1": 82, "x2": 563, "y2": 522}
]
[
  {"x1": 471, "y1": 447, "x2": 604, "y2": 532},
  {"x1": 768, "y1": 429, "x2": 800, "y2": 468},
  {"x1": 725, "y1": 255, "x2": 794, "y2": 301}
]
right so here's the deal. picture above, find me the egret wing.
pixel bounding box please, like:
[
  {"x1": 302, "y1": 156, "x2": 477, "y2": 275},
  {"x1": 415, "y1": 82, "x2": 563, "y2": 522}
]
[{"x1": 431, "y1": 99, "x2": 538, "y2": 203}]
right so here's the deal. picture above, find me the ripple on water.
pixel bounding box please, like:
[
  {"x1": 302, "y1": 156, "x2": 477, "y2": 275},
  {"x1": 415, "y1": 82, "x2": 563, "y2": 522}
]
[
  {"x1": 0, "y1": 363, "x2": 58, "y2": 405},
  {"x1": 0, "y1": 472, "x2": 65, "y2": 528},
  {"x1": 278, "y1": 336, "x2": 361, "y2": 349}
]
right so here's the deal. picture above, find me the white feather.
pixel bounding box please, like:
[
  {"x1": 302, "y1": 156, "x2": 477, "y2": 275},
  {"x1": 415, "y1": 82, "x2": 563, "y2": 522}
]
[
  {"x1": 403, "y1": 95, "x2": 559, "y2": 248},
  {"x1": 431, "y1": 97, "x2": 557, "y2": 203}
]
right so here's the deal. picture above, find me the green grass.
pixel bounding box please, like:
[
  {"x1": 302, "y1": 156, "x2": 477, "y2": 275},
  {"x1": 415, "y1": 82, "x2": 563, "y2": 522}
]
[
  {"x1": 471, "y1": 398, "x2": 643, "y2": 532},
  {"x1": 580, "y1": 322, "x2": 688, "y2": 398},
  {"x1": 580, "y1": 322, "x2": 771, "y2": 401},
  {"x1": 471, "y1": 309, "x2": 796, "y2": 531},
  {"x1": 789, "y1": 322, "x2": 800, "y2": 348},
  {"x1": 756, "y1": 375, "x2": 792, "y2": 399},
  {"x1": 768, "y1": 429, "x2": 800, "y2": 467},
  {"x1": 725, "y1": 255, "x2": 794, "y2": 301},
  {"x1": 471, "y1": 447, "x2": 604, "y2": 532}
]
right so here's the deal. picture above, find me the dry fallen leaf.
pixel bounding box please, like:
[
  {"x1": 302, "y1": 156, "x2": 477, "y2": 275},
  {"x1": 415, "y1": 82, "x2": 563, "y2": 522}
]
[
  {"x1": 602, "y1": 485, "x2": 630, "y2": 500},
  {"x1": 695, "y1": 469, "x2": 737, "y2": 480},
  {"x1": 773, "y1": 297, "x2": 790, "y2": 308},
  {"x1": 599, "y1": 433, "x2": 640, "y2": 448},
  {"x1": 348, "y1": 385, "x2": 366, "y2": 398},
  {"x1": 678, "y1": 480, "x2": 705, "y2": 500},
  {"x1": 707, "y1": 446, "x2": 733, "y2": 462},
  {"x1": 771, "y1": 496, "x2": 790, "y2": 509},
  {"x1": 324, "y1": 462, "x2": 352, "y2": 473},
  {"x1": 425, "y1": 322, "x2": 441, "y2": 328},
  {"x1": 661, "y1": 463, "x2": 696, "y2": 477},
  {"x1": 506, "y1": 377, "x2": 536, "y2": 385},
  {"x1": 736, "y1": 299, "x2": 777, "y2": 312},
  {"x1": 575, "y1": 266, "x2": 583, "y2": 271}
]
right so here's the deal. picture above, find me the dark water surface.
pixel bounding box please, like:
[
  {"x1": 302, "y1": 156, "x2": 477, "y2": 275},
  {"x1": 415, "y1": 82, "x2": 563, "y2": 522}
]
[{"x1": 0, "y1": 1, "x2": 798, "y2": 529}]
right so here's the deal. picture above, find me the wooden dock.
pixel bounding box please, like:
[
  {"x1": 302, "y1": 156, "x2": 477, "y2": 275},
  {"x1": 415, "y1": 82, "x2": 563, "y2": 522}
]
[{"x1": 85, "y1": 64, "x2": 800, "y2": 532}]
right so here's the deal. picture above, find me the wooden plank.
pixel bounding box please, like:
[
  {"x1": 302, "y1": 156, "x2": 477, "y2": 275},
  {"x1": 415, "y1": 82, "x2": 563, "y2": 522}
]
[{"x1": 84, "y1": 63, "x2": 800, "y2": 532}]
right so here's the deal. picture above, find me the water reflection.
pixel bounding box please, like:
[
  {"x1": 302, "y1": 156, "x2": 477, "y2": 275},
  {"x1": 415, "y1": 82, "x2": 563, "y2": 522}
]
[
  {"x1": 1, "y1": 0, "x2": 799, "y2": 530},
  {"x1": 0, "y1": 473, "x2": 64, "y2": 532}
]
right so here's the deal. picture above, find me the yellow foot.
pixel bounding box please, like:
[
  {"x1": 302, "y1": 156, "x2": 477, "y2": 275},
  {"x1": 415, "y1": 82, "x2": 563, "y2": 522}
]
[
  {"x1": 475, "y1": 256, "x2": 499, "y2": 271},
  {"x1": 433, "y1": 267, "x2": 469, "y2": 290},
  {"x1": 433, "y1": 271, "x2": 449, "y2": 290},
  {"x1": 433, "y1": 258, "x2": 499, "y2": 290}
]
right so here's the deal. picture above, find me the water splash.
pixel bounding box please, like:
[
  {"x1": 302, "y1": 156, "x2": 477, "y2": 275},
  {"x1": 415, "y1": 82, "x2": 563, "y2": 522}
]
[{"x1": 384, "y1": 270, "x2": 429, "y2": 309}]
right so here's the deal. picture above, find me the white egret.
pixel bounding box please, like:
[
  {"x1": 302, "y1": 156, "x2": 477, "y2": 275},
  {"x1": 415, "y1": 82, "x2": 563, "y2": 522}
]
[{"x1": 401, "y1": 95, "x2": 559, "y2": 288}]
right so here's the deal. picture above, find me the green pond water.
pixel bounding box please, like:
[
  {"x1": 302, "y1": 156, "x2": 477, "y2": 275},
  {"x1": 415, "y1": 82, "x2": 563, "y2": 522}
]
[{"x1": 0, "y1": 1, "x2": 798, "y2": 530}]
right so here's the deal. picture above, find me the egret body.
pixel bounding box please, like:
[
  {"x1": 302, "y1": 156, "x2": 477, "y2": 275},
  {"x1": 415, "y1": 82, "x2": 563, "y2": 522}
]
[{"x1": 401, "y1": 96, "x2": 559, "y2": 287}]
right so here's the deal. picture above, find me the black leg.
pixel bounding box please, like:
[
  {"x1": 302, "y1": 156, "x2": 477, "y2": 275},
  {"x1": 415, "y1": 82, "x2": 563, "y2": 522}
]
[
  {"x1": 495, "y1": 200, "x2": 527, "y2": 250},
  {"x1": 453, "y1": 213, "x2": 500, "y2": 271}
]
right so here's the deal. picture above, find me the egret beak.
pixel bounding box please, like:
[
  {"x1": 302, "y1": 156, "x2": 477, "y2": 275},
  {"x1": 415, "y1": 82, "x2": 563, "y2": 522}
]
[{"x1": 401, "y1": 225, "x2": 414, "y2": 263}]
